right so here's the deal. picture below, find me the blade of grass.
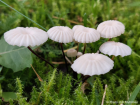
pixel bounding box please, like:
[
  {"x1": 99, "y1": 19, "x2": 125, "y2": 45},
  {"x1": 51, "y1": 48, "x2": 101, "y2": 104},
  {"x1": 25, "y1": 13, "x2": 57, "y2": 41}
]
[
  {"x1": 125, "y1": 82, "x2": 140, "y2": 105},
  {"x1": 84, "y1": 13, "x2": 87, "y2": 27},
  {"x1": 0, "y1": 0, "x2": 47, "y2": 31},
  {"x1": 107, "y1": 0, "x2": 110, "y2": 19}
]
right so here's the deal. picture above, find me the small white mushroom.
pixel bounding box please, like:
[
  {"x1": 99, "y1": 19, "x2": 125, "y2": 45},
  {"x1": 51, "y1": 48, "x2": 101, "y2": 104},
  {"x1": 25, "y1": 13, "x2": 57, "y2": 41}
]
[
  {"x1": 4, "y1": 27, "x2": 48, "y2": 47},
  {"x1": 97, "y1": 20, "x2": 125, "y2": 38},
  {"x1": 47, "y1": 26, "x2": 73, "y2": 43},
  {"x1": 47, "y1": 26, "x2": 74, "y2": 71},
  {"x1": 67, "y1": 49, "x2": 77, "y2": 57},
  {"x1": 72, "y1": 25, "x2": 84, "y2": 33},
  {"x1": 99, "y1": 41, "x2": 132, "y2": 57},
  {"x1": 71, "y1": 53, "x2": 114, "y2": 76},
  {"x1": 77, "y1": 52, "x2": 83, "y2": 58},
  {"x1": 73, "y1": 26, "x2": 100, "y2": 43}
]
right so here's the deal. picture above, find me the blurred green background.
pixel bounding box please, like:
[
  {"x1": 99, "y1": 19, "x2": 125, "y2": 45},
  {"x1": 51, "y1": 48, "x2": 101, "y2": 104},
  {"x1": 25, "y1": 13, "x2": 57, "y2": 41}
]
[{"x1": 0, "y1": 0, "x2": 140, "y2": 104}]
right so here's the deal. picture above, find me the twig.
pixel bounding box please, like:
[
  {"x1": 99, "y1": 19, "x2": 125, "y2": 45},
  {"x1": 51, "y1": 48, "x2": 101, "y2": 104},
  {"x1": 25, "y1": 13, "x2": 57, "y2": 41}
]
[
  {"x1": 101, "y1": 84, "x2": 108, "y2": 105},
  {"x1": 30, "y1": 64, "x2": 43, "y2": 82},
  {"x1": 112, "y1": 55, "x2": 115, "y2": 60},
  {"x1": 65, "y1": 56, "x2": 72, "y2": 65},
  {"x1": 64, "y1": 46, "x2": 77, "y2": 53}
]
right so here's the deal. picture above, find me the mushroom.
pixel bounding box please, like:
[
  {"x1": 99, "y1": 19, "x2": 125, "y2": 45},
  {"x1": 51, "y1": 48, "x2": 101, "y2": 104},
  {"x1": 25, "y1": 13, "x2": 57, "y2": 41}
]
[
  {"x1": 99, "y1": 41, "x2": 132, "y2": 58},
  {"x1": 47, "y1": 26, "x2": 73, "y2": 72},
  {"x1": 72, "y1": 25, "x2": 84, "y2": 33},
  {"x1": 67, "y1": 49, "x2": 77, "y2": 57},
  {"x1": 76, "y1": 52, "x2": 83, "y2": 58},
  {"x1": 73, "y1": 26, "x2": 100, "y2": 54},
  {"x1": 4, "y1": 27, "x2": 54, "y2": 68},
  {"x1": 67, "y1": 49, "x2": 77, "y2": 63},
  {"x1": 97, "y1": 20, "x2": 125, "y2": 39},
  {"x1": 71, "y1": 53, "x2": 114, "y2": 76}
]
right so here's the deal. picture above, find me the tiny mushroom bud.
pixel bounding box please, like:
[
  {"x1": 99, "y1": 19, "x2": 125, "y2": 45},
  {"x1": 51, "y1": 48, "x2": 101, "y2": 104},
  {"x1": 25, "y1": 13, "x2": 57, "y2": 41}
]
[
  {"x1": 77, "y1": 52, "x2": 83, "y2": 58},
  {"x1": 97, "y1": 20, "x2": 125, "y2": 38},
  {"x1": 71, "y1": 53, "x2": 114, "y2": 76},
  {"x1": 99, "y1": 41, "x2": 132, "y2": 57},
  {"x1": 67, "y1": 49, "x2": 77, "y2": 57}
]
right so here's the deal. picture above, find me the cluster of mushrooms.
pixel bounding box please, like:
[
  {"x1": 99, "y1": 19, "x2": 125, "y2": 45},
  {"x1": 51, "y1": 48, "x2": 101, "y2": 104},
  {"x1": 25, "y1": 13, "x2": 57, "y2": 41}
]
[{"x1": 4, "y1": 20, "x2": 131, "y2": 78}]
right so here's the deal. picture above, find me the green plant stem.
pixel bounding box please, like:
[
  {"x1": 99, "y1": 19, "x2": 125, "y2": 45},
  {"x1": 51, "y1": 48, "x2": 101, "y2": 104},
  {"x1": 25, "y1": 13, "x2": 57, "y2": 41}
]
[
  {"x1": 83, "y1": 43, "x2": 86, "y2": 54},
  {"x1": 27, "y1": 47, "x2": 54, "y2": 68},
  {"x1": 60, "y1": 43, "x2": 68, "y2": 73}
]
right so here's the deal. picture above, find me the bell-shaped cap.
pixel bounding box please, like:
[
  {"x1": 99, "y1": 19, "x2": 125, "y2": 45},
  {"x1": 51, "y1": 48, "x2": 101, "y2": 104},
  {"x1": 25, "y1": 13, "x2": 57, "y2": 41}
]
[
  {"x1": 72, "y1": 25, "x2": 84, "y2": 32},
  {"x1": 97, "y1": 20, "x2": 125, "y2": 38},
  {"x1": 47, "y1": 26, "x2": 73, "y2": 43},
  {"x1": 74, "y1": 26, "x2": 100, "y2": 43},
  {"x1": 99, "y1": 41, "x2": 132, "y2": 57},
  {"x1": 67, "y1": 49, "x2": 77, "y2": 57},
  {"x1": 71, "y1": 53, "x2": 114, "y2": 76},
  {"x1": 77, "y1": 52, "x2": 83, "y2": 58},
  {"x1": 4, "y1": 27, "x2": 48, "y2": 47}
]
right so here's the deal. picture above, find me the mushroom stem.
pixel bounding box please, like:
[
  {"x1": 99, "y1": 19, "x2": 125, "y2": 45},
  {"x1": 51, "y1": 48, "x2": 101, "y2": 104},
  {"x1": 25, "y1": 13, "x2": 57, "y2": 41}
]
[
  {"x1": 112, "y1": 55, "x2": 115, "y2": 60},
  {"x1": 82, "y1": 75, "x2": 90, "y2": 83},
  {"x1": 108, "y1": 38, "x2": 111, "y2": 41},
  {"x1": 77, "y1": 43, "x2": 79, "y2": 52},
  {"x1": 76, "y1": 43, "x2": 79, "y2": 59},
  {"x1": 83, "y1": 43, "x2": 86, "y2": 54},
  {"x1": 27, "y1": 47, "x2": 54, "y2": 68},
  {"x1": 60, "y1": 43, "x2": 68, "y2": 72}
]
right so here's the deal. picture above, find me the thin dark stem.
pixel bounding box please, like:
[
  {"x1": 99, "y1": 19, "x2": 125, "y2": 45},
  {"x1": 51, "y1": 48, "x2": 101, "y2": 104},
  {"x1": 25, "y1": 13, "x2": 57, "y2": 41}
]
[
  {"x1": 76, "y1": 43, "x2": 79, "y2": 59},
  {"x1": 28, "y1": 46, "x2": 54, "y2": 68},
  {"x1": 77, "y1": 43, "x2": 79, "y2": 52},
  {"x1": 108, "y1": 38, "x2": 111, "y2": 41},
  {"x1": 83, "y1": 43, "x2": 86, "y2": 54},
  {"x1": 60, "y1": 43, "x2": 68, "y2": 73},
  {"x1": 82, "y1": 75, "x2": 90, "y2": 83}
]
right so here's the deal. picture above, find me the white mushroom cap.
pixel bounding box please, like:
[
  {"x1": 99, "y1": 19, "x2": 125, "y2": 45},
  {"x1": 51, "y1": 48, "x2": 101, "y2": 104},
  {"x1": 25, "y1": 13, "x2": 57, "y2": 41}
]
[
  {"x1": 74, "y1": 27, "x2": 100, "y2": 43},
  {"x1": 71, "y1": 53, "x2": 114, "y2": 76},
  {"x1": 72, "y1": 25, "x2": 84, "y2": 32},
  {"x1": 99, "y1": 41, "x2": 132, "y2": 57},
  {"x1": 4, "y1": 27, "x2": 48, "y2": 47},
  {"x1": 47, "y1": 26, "x2": 73, "y2": 43},
  {"x1": 67, "y1": 49, "x2": 77, "y2": 57},
  {"x1": 77, "y1": 52, "x2": 83, "y2": 58},
  {"x1": 97, "y1": 20, "x2": 125, "y2": 38}
]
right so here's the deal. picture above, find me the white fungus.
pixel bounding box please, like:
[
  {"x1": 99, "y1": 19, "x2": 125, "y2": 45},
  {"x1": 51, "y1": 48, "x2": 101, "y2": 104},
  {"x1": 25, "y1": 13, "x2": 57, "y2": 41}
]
[
  {"x1": 97, "y1": 20, "x2": 125, "y2": 38},
  {"x1": 99, "y1": 41, "x2": 132, "y2": 57},
  {"x1": 4, "y1": 27, "x2": 48, "y2": 47},
  {"x1": 71, "y1": 53, "x2": 114, "y2": 76},
  {"x1": 67, "y1": 49, "x2": 77, "y2": 57},
  {"x1": 47, "y1": 26, "x2": 73, "y2": 43},
  {"x1": 72, "y1": 25, "x2": 84, "y2": 32},
  {"x1": 77, "y1": 52, "x2": 83, "y2": 58},
  {"x1": 73, "y1": 26, "x2": 100, "y2": 43}
]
